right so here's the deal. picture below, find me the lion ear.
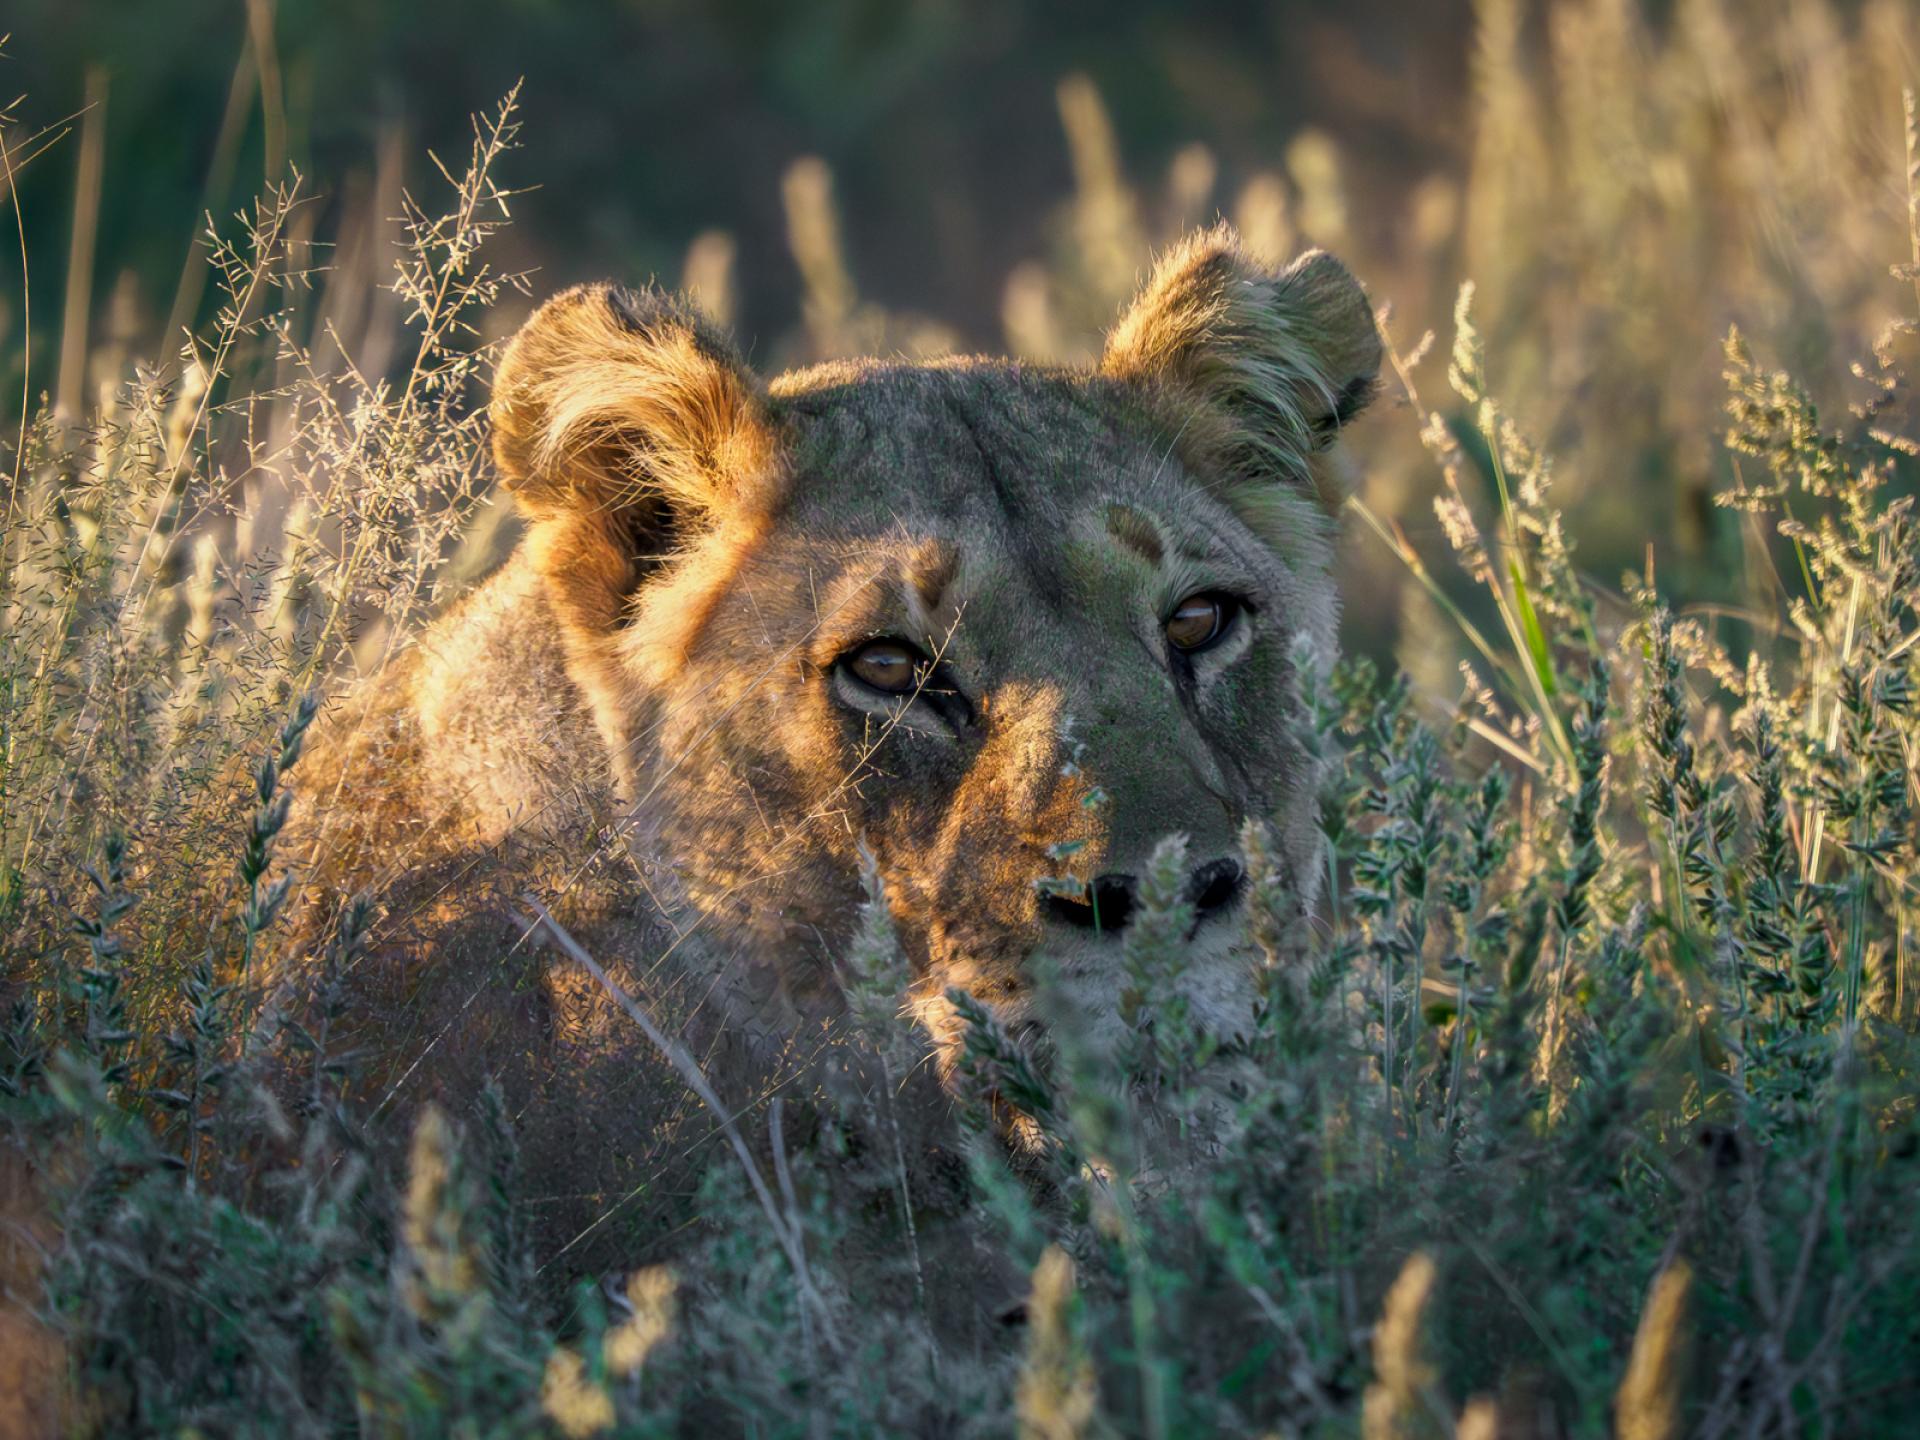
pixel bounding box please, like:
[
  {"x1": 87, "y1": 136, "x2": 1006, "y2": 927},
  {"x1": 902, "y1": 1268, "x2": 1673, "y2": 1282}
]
[
  {"x1": 489, "y1": 286, "x2": 778, "y2": 763},
  {"x1": 1101, "y1": 225, "x2": 1381, "y2": 511},
  {"x1": 491, "y1": 283, "x2": 777, "y2": 531}
]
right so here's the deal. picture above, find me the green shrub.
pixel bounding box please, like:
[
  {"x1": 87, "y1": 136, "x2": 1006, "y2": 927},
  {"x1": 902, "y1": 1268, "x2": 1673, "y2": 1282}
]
[{"x1": 4, "y1": 65, "x2": 1919, "y2": 1440}]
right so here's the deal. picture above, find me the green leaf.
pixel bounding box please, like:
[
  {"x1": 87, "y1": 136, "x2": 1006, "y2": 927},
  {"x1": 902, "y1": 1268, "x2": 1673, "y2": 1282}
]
[{"x1": 1508, "y1": 556, "x2": 1559, "y2": 698}]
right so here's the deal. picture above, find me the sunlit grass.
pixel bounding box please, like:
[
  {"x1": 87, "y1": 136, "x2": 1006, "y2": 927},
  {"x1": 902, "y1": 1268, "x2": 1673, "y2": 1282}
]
[{"x1": 3, "y1": 6, "x2": 1920, "y2": 1434}]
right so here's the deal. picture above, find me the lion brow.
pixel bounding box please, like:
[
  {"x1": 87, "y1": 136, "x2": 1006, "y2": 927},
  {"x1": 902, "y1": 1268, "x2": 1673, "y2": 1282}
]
[
  {"x1": 903, "y1": 538, "x2": 960, "y2": 612},
  {"x1": 1103, "y1": 503, "x2": 1165, "y2": 567}
]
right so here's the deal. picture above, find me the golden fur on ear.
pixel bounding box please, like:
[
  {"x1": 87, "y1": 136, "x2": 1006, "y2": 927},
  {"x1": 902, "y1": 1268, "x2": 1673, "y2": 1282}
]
[
  {"x1": 491, "y1": 283, "x2": 776, "y2": 522},
  {"x1": 1103, "y1": 224, "x2": 1381, "y2": 511},
  {"x1": 488, "y1": 285, "x2": 779, "y2": 772}
]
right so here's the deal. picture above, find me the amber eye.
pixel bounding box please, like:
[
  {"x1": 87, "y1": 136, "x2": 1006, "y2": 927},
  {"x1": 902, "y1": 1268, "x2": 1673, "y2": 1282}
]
[
  {"x1": 1165, "y1": 592, "x2": 1238, "y2": 653},
  {"x1": 845, "y1": 639, "x2": 926, "y2": 694}
]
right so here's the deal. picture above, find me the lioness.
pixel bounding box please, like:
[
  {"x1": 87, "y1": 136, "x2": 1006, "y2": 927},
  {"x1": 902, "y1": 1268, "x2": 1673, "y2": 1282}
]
[{"x1": 287, "y1": 223, "x2": 1379, "y2": 1114}]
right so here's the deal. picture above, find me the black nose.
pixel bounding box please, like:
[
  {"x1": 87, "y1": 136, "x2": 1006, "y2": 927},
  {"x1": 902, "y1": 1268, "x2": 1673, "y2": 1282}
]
[
  {"x1": 1042, "y1": 859, "x2": 1244, "y2": 935},
  {"x1": 1187, "y1": 858, "x2": 1245, "y2": 917}
]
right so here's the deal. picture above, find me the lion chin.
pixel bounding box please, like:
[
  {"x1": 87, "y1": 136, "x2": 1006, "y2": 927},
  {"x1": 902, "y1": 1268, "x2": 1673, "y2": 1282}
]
[{"x1": 282, "y1": 221, "x2": 1380, "y2": 1134}]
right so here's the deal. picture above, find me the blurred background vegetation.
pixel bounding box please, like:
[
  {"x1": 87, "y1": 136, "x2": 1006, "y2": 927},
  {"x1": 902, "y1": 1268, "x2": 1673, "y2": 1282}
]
[
  {"x1": 6, "y1": 9, "x2": 1920, "y2": 1431},
  {"x1": 4, "y1": 0, "x2": 1917, "y2": 675}
]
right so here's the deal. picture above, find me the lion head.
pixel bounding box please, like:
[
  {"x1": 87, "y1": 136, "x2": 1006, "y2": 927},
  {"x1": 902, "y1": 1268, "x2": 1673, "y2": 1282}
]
[{"x1": 484, "y1": 224, "x2": 1380, "y2": 1073}]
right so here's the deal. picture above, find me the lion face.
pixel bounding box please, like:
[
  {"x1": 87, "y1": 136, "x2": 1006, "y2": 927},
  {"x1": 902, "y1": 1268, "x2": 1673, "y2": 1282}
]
[{"x1": 489, "y1": 226, "x2": 1380, "y2": 1069}]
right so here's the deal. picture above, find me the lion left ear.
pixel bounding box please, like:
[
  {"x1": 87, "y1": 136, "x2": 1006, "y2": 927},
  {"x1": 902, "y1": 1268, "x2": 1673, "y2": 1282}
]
[{"x1": 1101, "y1": 224, "x2": 1381, "y2": 512}]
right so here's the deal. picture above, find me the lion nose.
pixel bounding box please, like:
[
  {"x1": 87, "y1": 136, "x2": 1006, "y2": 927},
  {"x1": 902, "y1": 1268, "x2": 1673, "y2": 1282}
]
[
  {"x1": 1042, "y1": 859, "x2": 1244, "y2": 935},
  {"x1": 1187, "y1": 858, "x2": 1245, "y2": 917}
]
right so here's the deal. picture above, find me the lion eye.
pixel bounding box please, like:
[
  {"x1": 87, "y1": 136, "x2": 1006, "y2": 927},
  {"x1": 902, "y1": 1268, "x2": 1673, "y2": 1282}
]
[
  {"x1": 845, "y1": 639, "x2": 926, "y2": 694},
  {"x1": 1165, "y1": 593, "x2": 1238, "y2": 653}
]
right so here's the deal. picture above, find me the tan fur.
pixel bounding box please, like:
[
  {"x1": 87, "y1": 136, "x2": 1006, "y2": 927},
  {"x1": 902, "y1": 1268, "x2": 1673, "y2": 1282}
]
[
  {"x1": 1104, "y1": 225, "x2": 1381, "y2": 513},
  {"x1": 283, "y1": 225, "x2": 1381, "y2": 1138},
  {"x1": 491, "y1": 285, "x2": 782, "y2": 780}
]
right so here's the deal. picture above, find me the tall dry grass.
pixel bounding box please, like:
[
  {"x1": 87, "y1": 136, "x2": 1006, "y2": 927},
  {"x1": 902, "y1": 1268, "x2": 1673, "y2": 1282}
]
[{"x1": 2, "y1": 3, "x2": 1919, "y2": 1434}]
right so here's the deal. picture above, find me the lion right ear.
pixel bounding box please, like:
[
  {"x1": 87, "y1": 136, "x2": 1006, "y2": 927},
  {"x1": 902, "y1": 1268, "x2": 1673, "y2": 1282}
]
[
  {"x1": 491, "y1": 283, "x2": 778, "y2": 533},
  {"x1": 489, "y1": 286, "x2": 779, "y2": 759}
]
